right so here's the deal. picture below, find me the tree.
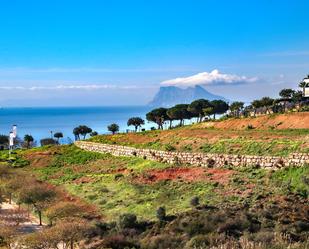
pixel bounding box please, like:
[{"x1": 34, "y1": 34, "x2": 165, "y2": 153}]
[
  {"x1": 229, "y1": 101, "x2": 244, "y2": 117},
  {"x1": 46, "y1": 202, "x2": 85, "y2": 226},
  {"x1": 53, "y1": 132, "x2": 63, "y2": 143},
  {"x1": 73, "y1": 127, "x2": 81, "y2": 141},
  {"x1": 20, "y1": 219, "x2": 90, "y2": 249},
  {"x1": 299, "y1": 74, "x2": 309, "y2": 94},
  {"x1": 279, "y1": 88, "x2": 295, "y2": 111},
  {"x1": 90, "y1": 131, "x2": 98, "y2": 137},
  {"x1": 188, "y1": 99, "x2": 212, "y2": 122},
  {"x1": 165, "y1": 115, "x2": 175, "y2": 129},
  {"x1": 251, "y1": 99, "x2": 262, "y2": 116},
  {"x1": 23, "y1": 135, "x2": 34, "y2": 149},
  {"x1": 0, "y1": 135, "x2": 9, "y2": 149},
  {"x1": 18, "y1": 184, "x2": 56, "y2": 226},
  {"x1": 279, "y1": 88, "x2": 295, "y2": 99},
  {"x1": 0, "y1": 225, "x2": 18, "y2": 249},
  {"x1": 167, "y1": 104, "x2": 193, "y2": 126},
  {"x1": 146, "y1": 108, "x2": 168, "y2": 130},
  {"x1": 259, "y1": 97, "x2": 275, "y2": 114},
  {"x1": 2, "y1": 177, "x2": 24, "y2": 205},
  {"x1": 73, "y1": 125, "x2": 92, "y2": 140},
  {"x1": 108, "y1": 123, "x2": 119, "y2": 135},
  {"x1": 53, "y1": 218, "x2": 90, "y2": 249},
  {"x1": 127, "y1": 117, "x2": 145, "y2": 132},
  {"x1": 292, "y1": 90, "x2": 304, "y2": 109},
  {"x1": 210, "y1": 100, "x2": 229, "y2": 119},
  {"x1": 78, "y1": 125, "x2": 92, "y2": 139},
  {"x1": 203, "y1": 106, "x2": 214, "y2": 120}
]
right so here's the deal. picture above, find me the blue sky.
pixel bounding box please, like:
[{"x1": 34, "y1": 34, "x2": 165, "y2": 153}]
[{"x1": 0, "y1": 0, "x2": 309, "y2": 106}]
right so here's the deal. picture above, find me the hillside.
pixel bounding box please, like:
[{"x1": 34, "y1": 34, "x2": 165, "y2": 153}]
[
  {"x1": 3, "y1": 141, "x2": 308, "y2": 248},
  {"x1": 202, "y1": 112, "x2": 309, "y2": 130},
  {"x1": 1, "y1": 112, "x2": 308, "y2": 248},
  {"x1": 90, "y1": 112, "x2": 309, "y2": 157}
]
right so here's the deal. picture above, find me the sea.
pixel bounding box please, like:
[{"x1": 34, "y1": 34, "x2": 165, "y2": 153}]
[{"x1": 0, "y1": 106, "x2": 152, "y2": 144}]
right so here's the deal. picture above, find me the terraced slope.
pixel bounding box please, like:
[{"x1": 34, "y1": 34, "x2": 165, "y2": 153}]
[{"x1": 89, "y1": 113, "x2": 309, "y2": 156}]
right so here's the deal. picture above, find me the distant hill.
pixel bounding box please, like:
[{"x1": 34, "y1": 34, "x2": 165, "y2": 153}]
[{"x1": 148, "y1": 85, "x2": 226, "y2": 107}]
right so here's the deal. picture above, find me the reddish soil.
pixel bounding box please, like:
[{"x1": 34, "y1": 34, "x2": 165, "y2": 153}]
[
  {"x1": 98, "y1": 113, "x2": 309, "y2": 151},
  {"x1": 136, "y1": 167, "x2": 234, "y2": 185},
  {"x1": 202, "y1": 112, "x2": 309, "y2": 130},
  {"x1": 74, "y1": 176, "x2": 94, "y2": 184},
  {"x1": 23, "y1": 151, "x2": 54, "y2": 168}
]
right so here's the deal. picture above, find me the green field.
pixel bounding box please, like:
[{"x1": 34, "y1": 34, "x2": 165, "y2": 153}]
[{"x1": 18, "y1": 145, "x2": 309, "y2": 221}]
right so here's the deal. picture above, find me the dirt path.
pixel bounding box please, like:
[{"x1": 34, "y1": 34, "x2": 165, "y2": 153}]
[{"x1": 0, "y1": 201, "x2": 44, "y2": 234}]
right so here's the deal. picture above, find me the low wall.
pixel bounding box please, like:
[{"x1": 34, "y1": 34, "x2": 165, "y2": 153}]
[{"x1": 75, "y1": 141, "x2": 309, "y2": 170}]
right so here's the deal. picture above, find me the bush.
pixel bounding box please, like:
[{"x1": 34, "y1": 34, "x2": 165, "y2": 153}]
[
  {"x1": 190, "y1": 196, "x2": 200, "y2": 207},
  {"x1": 156, "y1": 207, "x2": 166, "y2": 222},
  {"x1": 144, "y1": 234, "x2": 183, "y2": 249},
  {"x1": 90, "y1": 131, "x2": 98, "y2": 137},
  {"x1": 101, "y1": 235, "x2": 138, "y2": 249},
  {"x1": 164, "y1": 144, "x2": 176, "y2": 151},
  {"x1": 184, "y1": 235, "x2": 209, "y2": 249},
  {"x1": 247, "y1": 124, "x2": 255, "y2": 130},
  {"x1": 40, "y1": 138, "x2": 57, "y2": 146},
  {"x1": 118, "y1": 213, "x2": 137, "y2": 229},
  {"x1": 300, "y1": 105, "x2": 309, "y2": 112}
]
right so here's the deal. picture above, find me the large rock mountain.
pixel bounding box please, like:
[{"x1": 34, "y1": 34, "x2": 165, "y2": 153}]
[{"x1": 148, "y1": 85, "x2": 226, "y2": 107}]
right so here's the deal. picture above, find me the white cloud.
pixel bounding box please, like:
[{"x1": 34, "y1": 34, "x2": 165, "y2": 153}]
[
  {"x1": 0, "y1": 84, "x2": 140, "y2": 91},
  {"x1": 161, "y1": 69, "x2": 258, "y2": 87}
]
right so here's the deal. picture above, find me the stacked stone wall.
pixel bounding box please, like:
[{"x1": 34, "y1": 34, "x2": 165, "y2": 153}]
[{"x1": 75, "y1": 141, "x2": 309, "y2": 169}]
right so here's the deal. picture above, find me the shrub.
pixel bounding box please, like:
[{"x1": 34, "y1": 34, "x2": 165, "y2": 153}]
[
  {"x1": 156, "y1": 207, "x2": 166, "y2": 222},
  {"x1": 294, "y1": 221, "x2": 309, "y2": 233},
  {"x1": 250, "y1": 231, "x2": 274, "y2": 244},
  {"x1": 247, "y1": 124, "x2": 255, "y2": 130},
  {"x1": 90, "y1": 131, "x2": 98, "y2": 137},
  {"x1": 164, "y1": 144, "x2": 176, "y2": 151},
  {"x1": 185, "y1": 235, "x2": 209, "y2": 249},
  {"x1": 144, "y1": 234, "x2": 183, "y2": 249},
  {"x1": 118, "y1": 213, "x2": 137, "y2": 229},
  {"x1": 100, "y1": 235, "x2": 138, "y2": 249},
  {"x1": 190, "y1": 196, "x2": 200, "y2": 207}
]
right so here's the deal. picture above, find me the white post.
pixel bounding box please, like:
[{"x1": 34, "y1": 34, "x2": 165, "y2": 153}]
[
  {"x1": 9, "y1": 132, "x2": 14, "y2": 155},
  {"x1": 12, "y1": 125, "x2": 17, "y2": 138}
]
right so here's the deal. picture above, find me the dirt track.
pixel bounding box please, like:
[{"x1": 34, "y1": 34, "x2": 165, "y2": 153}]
[{"x1": 0, "y1": 201, "x2": 43, "y2": 234}]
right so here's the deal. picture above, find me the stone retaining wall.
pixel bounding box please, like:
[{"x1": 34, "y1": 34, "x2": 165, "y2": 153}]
[{"x1": 75, "y1": 141, "x2": 309, "y2": 170}]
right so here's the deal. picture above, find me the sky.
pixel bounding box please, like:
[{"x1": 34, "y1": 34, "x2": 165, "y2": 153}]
[{"x1": 0, "y1": 0, "x2": 309, "y2": 106}]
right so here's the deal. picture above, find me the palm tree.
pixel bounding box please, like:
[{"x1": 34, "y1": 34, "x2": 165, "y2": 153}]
[{"x1": 299, "y1": 74, "x2": 309, "y2": 96}]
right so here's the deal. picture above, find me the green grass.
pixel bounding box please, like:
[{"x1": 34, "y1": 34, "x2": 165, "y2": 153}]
[
  {"x1": 271, "y1": 166, "x2": 309, "y2": 197},
  {"x1": 0, "y1": 150, "x2": 29, "y2": 167},
  {"x1": 66, "y1": 176, "x2": 216, "y2": 221},
  {"x1": 52, "y1": 145, "x2": 108, "y2": 165},
  {"x1": 88, "y1": 124, "x2": 309, "y2": 156},
  {"x1": 19, "y1": 144, "x2": 309, "y2": 222},
  {"x1": 201, "y1": 138, "x2": 308, "y2": 156}
]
